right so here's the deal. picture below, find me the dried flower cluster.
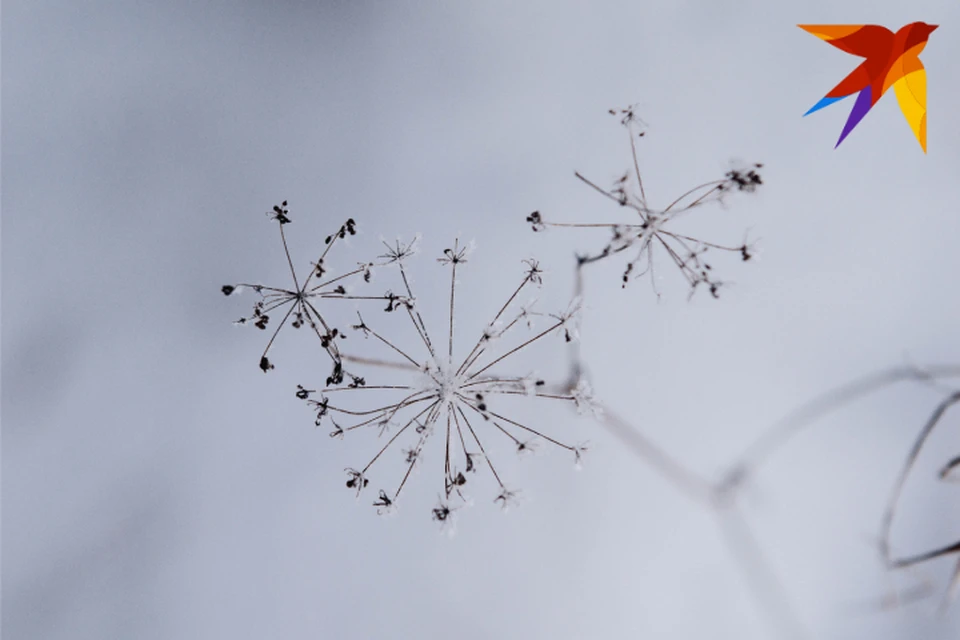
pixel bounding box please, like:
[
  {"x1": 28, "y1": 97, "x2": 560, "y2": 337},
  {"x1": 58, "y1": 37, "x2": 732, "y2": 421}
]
[
  {"x1": 526, "y1": 105, "x2": 763, "y2": 299},
  {"x1": 222, "y1": 202, "x2": 380, "y2": 382},
  {"x1": 222, "y1": 108, "x2": 957, "y2": 622},
  {"x1": 302, "y1": 241, "x2": 590, "y2": 519},
  {"x1": 224, "y1": 207, "x2": 591, "y2": 520}
]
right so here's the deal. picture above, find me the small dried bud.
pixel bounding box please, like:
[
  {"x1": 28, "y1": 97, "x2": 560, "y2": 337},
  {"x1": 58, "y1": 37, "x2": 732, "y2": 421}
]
[
  {"x1": 526, "y1": 211, "x2": 545, "y2": 232},
  {"x1": 373, "y1": 490, "x2": 393, "y2": 511},
  {"x1": 296, "y1": 385, "x2": 313, "y2": 400},
  {"x1": 259, "y1": 356, "x2": 274, "y2": 373}
]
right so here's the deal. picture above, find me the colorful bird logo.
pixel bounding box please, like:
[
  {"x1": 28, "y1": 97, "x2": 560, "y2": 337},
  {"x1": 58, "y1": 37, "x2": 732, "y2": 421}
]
[{"x1": 799, "y1": 23, "x2": 937, "y2": 152}]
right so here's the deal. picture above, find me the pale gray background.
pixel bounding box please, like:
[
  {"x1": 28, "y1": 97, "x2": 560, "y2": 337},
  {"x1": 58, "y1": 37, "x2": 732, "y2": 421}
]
[{"x1": 4, "y1": 1, "x2": 959, "y2": 639}]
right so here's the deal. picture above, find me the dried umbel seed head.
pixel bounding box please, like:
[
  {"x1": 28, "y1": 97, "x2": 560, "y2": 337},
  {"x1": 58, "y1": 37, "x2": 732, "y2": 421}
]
[
  {"x1": 722, "y1": 164, "x2": 764, "y2": 193},
  {"x1": 268, "y1": 200, "x2": 291, "y2": 224},
  {"x1": 312, "y1": 241, "x2": 589, "y2": 521},
  {"x1": 223, "y1": 202, "x2": 387, "y2": 382},
  {"x1": 528, "y1": 109, "x2": 763, "y2": 300}
]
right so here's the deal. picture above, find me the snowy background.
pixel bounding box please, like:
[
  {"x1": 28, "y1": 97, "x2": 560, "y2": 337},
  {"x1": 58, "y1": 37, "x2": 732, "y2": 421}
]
[{"x1": 4, "y1": 1, "x2": 959, "y2": 638}]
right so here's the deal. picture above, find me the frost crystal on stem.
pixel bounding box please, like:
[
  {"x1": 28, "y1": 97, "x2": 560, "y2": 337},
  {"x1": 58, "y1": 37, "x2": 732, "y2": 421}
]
[{"x1": 570, "y1": 379, "x2": 601, "y2": 417}]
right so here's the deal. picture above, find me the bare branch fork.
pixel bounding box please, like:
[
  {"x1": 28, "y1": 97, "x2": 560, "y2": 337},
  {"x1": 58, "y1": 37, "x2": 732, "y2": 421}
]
[
  {"x1": 874, "y1": 390, "x2": 960, "y2": 610},
  {"x1": 708, "y1": 366, "x2": 960, "y2": 613}
]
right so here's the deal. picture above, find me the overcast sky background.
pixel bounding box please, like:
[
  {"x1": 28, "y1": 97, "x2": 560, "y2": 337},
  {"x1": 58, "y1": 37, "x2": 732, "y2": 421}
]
[{"x1": 4, "y1": 1, "x2": 959, "y2": 638}]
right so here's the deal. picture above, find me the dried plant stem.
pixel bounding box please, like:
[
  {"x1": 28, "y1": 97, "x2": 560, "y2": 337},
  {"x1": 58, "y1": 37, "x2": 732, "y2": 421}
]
[
  {"x1": 461, "y1": 396, "x2": 578, "y2": 453},
  {"x1": 891, "y1": 540, "x2": 960, "y2": 569},
  {"x1": 589, "y1": 401, "x2": 714, "y2": 504},
  {"x1": 716, "y1": 503, "x2": 810, "y2": 640},
  {"x1": 467, "y1": 319, "x2": 565, "y2": 381},
  {"x1": 627, "y1": 128, "x2": 647, "y2": 207},
  {"x1": 574, "y1": 172, "x2": 631, "y2": 208},
  {"x1": 456, "y1": 275, "x2": 534, "y2": 377},
  {"x1": 720, "y1": 365, "x2": 960, "y2": 491},
  {"x1": 361, "y1": 402, "x2": 440, "y2": 475},
  {"x1": 880, "y1": 391, "x2": 960, "y2": 567},
  {"x1": 325, "y1": 393, "x2": 434, "y2": 418},
  {"x1": 394, "y1": 405, "x2": 440, "y2": 501},
  {"x1": 359, "y1": 322, "x2": 423, "y2": 370},
  {"x1": 663, "y1": 181, "x2": 724, "y2": 213},
  {"x1": 571, "y1": 387, "x2": 809, "y2": 637},
  {"x1": 322, "y1": 385, "x2": 414, "y2": 393},
  {"x1": 341, "y1": 354, "x2": 421, "y2": 372},
  {"x1": 448, "y1": 260, "x2": 457, "y2": 363},
  {"x1": 278, "y1": 222, "x2": 301, "y2": 291},
  {"x1": 944, "y1": 559, "x2": 960, "y2": 610},
  {"x1": 456, "y1": 405, "x2": 505, "y2": 487},
  {"x1": 259, "y1": 302, "x2": 300, "y2": 362},
  {"x1": 307, "y1": 264, "x2": 367, "y2": 292},
  {"x1": 398, "y1": 262, "x2": 436, "y2": 358}
]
